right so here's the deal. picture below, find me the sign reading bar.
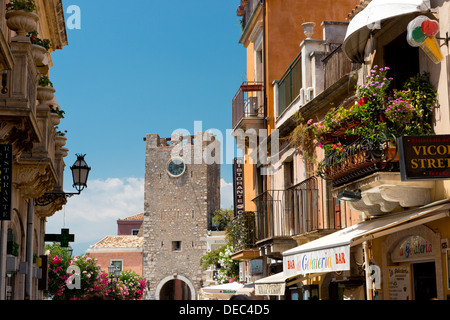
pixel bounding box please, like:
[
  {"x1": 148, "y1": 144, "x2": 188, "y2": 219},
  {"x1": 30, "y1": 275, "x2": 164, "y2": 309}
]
[
  {"x1": 233, "y1": 158, "x2": 244, "y2": 217},
  {"x1": 398, "y1": 135, "x2": 450, "y2": 181},
  {"x1": 0, "y1": 145, "x2": 12, "y2": 221},
  {"x1": 283, "y1": 245, "x2": 350, "y2": 277}
]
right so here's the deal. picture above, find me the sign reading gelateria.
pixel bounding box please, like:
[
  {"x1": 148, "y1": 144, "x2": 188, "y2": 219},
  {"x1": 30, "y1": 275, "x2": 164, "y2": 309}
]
[
  {"x1": 398, "y1": 135, "x2": 450, "y2": 181},
  {"x1": 391, "y1": 235, "x2": 434, "y2": 262},
  {"x1": 283, "y1": 245, "x2": 350, "y2": 277}
]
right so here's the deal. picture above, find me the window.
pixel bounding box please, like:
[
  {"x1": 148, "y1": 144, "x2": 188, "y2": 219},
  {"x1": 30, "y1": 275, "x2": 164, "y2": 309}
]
[
  {"x1": 110, "y1": 260, "x2": 123, "y2": 272},
  {"x1": 172, "y1": 241, "x2": 181, "y2": 252},
  {"x1": 131, "y1": 229, "x2": 139, "y2": 235},
  {"x1": 384, "y1": 31, "x2": 419, "y2": 90}
]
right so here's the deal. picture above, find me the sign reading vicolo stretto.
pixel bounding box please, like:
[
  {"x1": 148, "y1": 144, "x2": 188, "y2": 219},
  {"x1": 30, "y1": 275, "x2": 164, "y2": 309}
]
[
  {"x1": 398, "y1": 135, "x2": 450, "y2": 181},
  {"x1": 0, "y1": 145, "x2": 12, "y2": 220}
]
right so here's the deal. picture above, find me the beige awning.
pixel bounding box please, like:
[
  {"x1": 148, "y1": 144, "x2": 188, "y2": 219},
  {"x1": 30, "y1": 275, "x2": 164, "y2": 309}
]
[
  {"x1": 283, "y1": 200, "x2": 450, "y2": 278},
  {"x1": 254, "y1": 272, "x2": 325, "y2": 296},
  {"x1": 343, "y1": 0, "x2": 432, "y2": 63}
]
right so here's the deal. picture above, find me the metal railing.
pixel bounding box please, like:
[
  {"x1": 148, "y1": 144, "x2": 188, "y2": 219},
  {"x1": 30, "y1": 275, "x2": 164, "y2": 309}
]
[
  {"x1": 239, "y1": 0, "x2": 260, "y2": 31},
  {"x1": 231, "y1": 211, "x2": 257, "y2": 253},
  {"x1": 277, "y1": 52, "x2": 302, "y2": 116},
  {"x1": 232, "y1": 81, "x2": 264, "y2": 129},
  {"x1": 317, "y1": 135, "x2": 400, "y2": 187},
  {"x1": 253, "y1": 177, "x2": 338, "y2": 241}
]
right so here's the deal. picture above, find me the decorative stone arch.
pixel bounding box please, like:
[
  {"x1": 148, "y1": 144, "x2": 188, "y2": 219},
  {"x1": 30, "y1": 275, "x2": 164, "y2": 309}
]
[
  {"x1": 381, "y1": 224, "x2": 443, "y2": 300},
  {"x1": 155, "y1": 274, "x2": 196, "y2": 300}
]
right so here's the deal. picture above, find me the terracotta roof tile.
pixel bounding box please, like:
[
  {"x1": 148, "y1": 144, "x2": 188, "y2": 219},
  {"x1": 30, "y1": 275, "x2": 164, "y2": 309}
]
[
  {"x1": 90, "y1": 235, "x2": 143, "y2": 248},
  {"x1": 119, "y1": 212, "x2": 144, "y2": 221}
]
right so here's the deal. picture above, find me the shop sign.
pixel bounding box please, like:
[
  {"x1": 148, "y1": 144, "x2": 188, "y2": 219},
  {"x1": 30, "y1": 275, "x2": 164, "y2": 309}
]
[
  {"x1": 233, "y1": 158, "x2": 244, "y2": 216},
  {"x1": 398, "y1": 135, "x2": 450, "y2": 181},
  {"x1": 0, "y1": 145, "x2": 12, "y2": 221},
  {"x1": 255, "y1": 283, "x2": 285, "y2": 296},
  {"x1": 283, "y1": 245, "x2": 350, "y2": 277},
  {"x1": 391, "y1": 235, "x2": 434, "y2": 262},
  {"x1": 388, "y1": 266, "x2": 412, "y2": 300}
]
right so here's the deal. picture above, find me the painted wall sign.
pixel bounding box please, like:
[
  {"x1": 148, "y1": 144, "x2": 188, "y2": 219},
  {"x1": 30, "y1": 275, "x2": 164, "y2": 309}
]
[
  {"x1": 283, "y1": 245, "x2": 350, "y2": 277},
  {"x1": 0, "y1": 145, "x2": 12, "y2": 221},
  {"x1": 398, "y1": 135, "x2": 450, "y2": 181},
  {"x1": 388, "y1": 266, "x2": 412, "y2": 300},
  {"x1": 391, "y1": 235, "x2": 434, "y2": 263},
  {"x1": 233, "y1": 158, "x2": 245, "y2": 217}
]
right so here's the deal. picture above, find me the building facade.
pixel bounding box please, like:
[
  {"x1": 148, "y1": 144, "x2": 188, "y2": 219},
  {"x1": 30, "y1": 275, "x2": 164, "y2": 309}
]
[
  {"x1": 242, "y1": 0, "x2": 450, "y2": 300},
  {"x1": 86, "y1": 212, "x2": 145, "y2": 276},
  {"x1": 142, "y1": 132, "x2": 220, "y2": 300},
  {"x1": 231, "y1": 0, "x2": 362, "y2": 295},
  {"x1": 0, "y1": 0, "x2": 69, "y2": 300}
]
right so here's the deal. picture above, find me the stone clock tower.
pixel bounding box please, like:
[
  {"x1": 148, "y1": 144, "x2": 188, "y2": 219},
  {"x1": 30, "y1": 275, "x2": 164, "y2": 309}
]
[{"x1": 142, "y1": 132, "x2": 220, "y2": 300}]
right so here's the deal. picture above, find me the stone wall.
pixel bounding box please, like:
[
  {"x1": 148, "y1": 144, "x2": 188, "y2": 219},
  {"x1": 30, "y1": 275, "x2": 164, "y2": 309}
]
[{"x1": 143, "y1": 133, "x2": 220, "y2": 300}]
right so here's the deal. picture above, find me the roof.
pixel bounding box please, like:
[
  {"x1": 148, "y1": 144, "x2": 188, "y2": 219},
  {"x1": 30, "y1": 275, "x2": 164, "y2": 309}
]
[
  {"x1": 89, "y1": 235, "x2": 143, "y2": 249},
  {"x1": 118, "y1": 212, "x2": 144, "y2": 221}
]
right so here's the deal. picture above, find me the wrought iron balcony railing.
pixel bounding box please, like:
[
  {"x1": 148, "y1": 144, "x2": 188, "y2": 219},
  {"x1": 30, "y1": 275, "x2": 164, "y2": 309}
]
[
  {"x1": 231, "y1": 211, "x2": 257, "y2": 253},
  {"x1": 252, "y1": 177, "x2": 339, "y2": 241},
  {"x1": 316, "y1": 134, "x2": 400, "y2": 187}
]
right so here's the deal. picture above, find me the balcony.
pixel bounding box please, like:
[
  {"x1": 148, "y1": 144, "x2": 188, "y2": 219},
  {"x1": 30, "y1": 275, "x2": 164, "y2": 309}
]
[
  {"x1": 322, "y1": 44, "x2": 361, "y2": 91},
  {"x1": 231, "y1": 211, "x2": 260, "y2": 260},
  {"x1": 252, "y1": 177, "x2": 342, "y2": 258},
  {"x1": 232, "y1": 81, "x2": 264, "y2": 131},
  {"x1": 277, "y1": 52, "x2": 302, "y2": 117},
  {"x1": 236, "y1": 0, "x2": 261, "y2": 33}
]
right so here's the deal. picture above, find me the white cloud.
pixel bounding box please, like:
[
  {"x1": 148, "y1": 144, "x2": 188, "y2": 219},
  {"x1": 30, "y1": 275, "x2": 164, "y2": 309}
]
[
  {"x1": 220, "y1": 178, "x2": 234, "y2": 209},
  {"x1": 46, "y1": 177, "x2": 145, "y2": 253}
]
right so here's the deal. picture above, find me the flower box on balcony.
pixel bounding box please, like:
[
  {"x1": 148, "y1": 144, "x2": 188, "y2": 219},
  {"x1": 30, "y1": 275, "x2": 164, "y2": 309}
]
[{"x1": 319, "y1": 143, "x2": 399, "y2": 183}]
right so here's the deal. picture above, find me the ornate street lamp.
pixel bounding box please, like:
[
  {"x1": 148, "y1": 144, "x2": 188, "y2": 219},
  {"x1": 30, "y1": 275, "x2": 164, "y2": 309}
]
[
  {"x1": 35, "y1": 154, "x2": 91, "y2": 206},
  {"x1": 108, "y1": 263, "x2": 121, "y2": 291}
]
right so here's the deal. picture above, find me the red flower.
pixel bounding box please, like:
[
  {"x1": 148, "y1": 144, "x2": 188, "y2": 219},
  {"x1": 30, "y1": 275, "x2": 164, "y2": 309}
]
[{"x1": 358, "y1": 97, "x2": 369, "y2": 106}]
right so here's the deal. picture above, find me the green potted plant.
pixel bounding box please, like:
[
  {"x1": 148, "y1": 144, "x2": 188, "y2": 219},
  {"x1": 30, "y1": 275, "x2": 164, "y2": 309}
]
[
  {"x1": 5, "y1": 0, "x2": 38, "y2": 42},
  {"x1": 27, "y1": 30, "x2": 51, "y2": 65},
  {"x1": 36, "y1": 75, "x2": 55, "y2": 103}
]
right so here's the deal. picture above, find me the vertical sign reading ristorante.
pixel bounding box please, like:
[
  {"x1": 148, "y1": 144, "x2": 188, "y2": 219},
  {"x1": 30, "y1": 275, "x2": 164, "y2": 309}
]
[
  {"x1": 398, "y1": 135, "x2": 450, "y2": 181},
  {"x1": 233, "y1": 158, "x2": 244, "y2": 217},
  {"x1": 0, "y1": 145, "x2": 12, "y2": 220}
]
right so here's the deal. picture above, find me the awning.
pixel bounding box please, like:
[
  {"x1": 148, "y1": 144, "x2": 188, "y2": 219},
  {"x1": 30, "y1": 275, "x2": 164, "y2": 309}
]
[
  {"x1": 342, "y1": 0, "x2": 432, "y2": 63},
  {"x1": 254, "y1": 272, "x2": 326, "y2": 296},
  {"x1": 254, "y1": 272, "x2": 304, "y2": 296},
  {"x1": 283, "y1": 200, "x2": 450, "y2": 277},
  {"x1": 200, "y1": 282, "x2": 243, "y2": 300}
]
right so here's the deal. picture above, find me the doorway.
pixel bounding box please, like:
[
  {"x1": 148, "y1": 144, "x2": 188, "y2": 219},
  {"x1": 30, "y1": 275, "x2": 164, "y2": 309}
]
[
  {"x1": 159, "y1": 279, "x2": 192, "y2": 300},
  {"x1": 412, "y1": 262, "x2": 437, "y2": 300}
]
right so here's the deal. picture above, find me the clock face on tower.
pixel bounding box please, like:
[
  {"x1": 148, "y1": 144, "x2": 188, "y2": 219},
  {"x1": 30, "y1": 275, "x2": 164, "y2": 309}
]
[{"x1": 167, "y1": 158, "x2": 186, "y2": 177}]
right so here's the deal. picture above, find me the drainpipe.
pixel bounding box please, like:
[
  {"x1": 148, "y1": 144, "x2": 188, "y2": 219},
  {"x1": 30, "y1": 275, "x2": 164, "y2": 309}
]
[{"x1": 25, "y1": 199, "x2": 34, "y2": 300}]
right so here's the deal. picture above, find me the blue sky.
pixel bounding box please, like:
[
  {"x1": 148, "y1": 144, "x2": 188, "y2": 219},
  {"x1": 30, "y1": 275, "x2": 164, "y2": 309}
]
[{"x1": 46, "y1": 0, "x2": 246, "y2": 255}]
